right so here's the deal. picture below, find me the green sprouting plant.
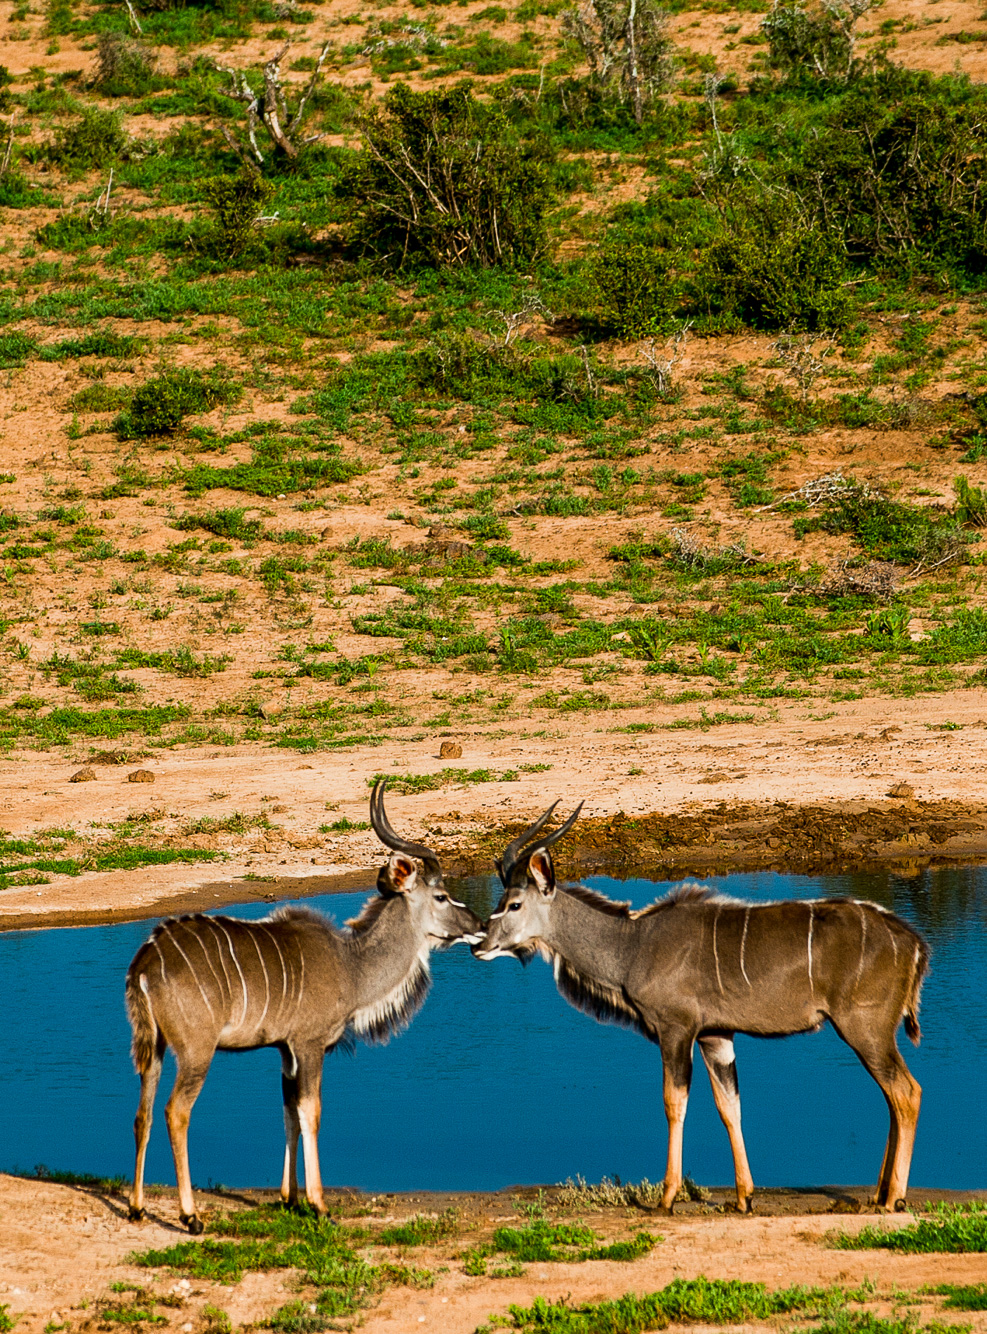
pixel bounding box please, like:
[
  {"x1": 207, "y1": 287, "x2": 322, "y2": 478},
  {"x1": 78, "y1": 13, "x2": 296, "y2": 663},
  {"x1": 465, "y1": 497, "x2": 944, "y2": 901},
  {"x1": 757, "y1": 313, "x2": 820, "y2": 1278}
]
[
  {"x1": 51, "y1": 105, "x2": 128, "y2": 170},
  {"x1": 924, "y1": 1285, "x2": 987, "y2": 1311},
  {"x1": 954, "y1": 475, "x2": 987, "y2": 528},
  {"x1": 339, "y1": 81, "x2": 555, "y2": 268},
  {"x1": 0, "y1": 1303, "x2": 13, "y2": 1333},
  {"x1": 802, "y1": 488, "x2": 970, "y2": 566},
  {"x1": 201, "y1": 172, "x2": 278, "y2": 262},
  {"x1": 829, "y1": 1201, "x2": 987, "y2": 1253},
  {"x1": 114, "y1": 368, "x2": 242, "y2": 439}
]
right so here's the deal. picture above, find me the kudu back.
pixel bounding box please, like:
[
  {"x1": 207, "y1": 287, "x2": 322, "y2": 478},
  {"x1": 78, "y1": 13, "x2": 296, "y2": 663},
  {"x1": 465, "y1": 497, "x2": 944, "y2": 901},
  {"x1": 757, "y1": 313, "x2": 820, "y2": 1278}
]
[
  {"x1": 473, "y1": 803, "x2": 929, "y2": 1213},
  {"x1": 126, "y1": 781, "x2": 481, "y2": 1232}
]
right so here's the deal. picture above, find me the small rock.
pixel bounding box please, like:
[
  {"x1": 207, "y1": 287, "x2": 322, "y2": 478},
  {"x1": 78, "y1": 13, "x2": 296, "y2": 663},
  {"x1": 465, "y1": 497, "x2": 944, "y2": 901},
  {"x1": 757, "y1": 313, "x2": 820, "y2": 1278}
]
[
  {"x1": 439, "y1": 741, "x2": 462, "y2": 759},
  {"x1": 127, "y1": 769, "x2": 155, "y2": 783},
  {"x1": 878, "y1": 726, "x2": 902, "y2": 741},
  {"x1": 887, "y1": 782, "x2": 915, "y2": 799},
  {"x1": 320, "y1": 526, "x2": 333, "y2": 542},
  {"x1": 69, "y1": 767, "x2": 96, "y2": 783},
  {"x1": 259, "y1": 700, "x2": 283, "y2": 721}
]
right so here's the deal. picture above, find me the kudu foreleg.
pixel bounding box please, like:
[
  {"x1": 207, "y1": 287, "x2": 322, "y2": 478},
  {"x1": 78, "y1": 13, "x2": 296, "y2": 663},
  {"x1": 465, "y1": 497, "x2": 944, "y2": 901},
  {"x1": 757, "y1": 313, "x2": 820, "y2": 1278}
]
[
  {"x1": 698, "y1": 1034, "x2": 754, "y2": 1213},
  {"x1": 129, "y1": 1043, "x2": 164, "y2": 1222},
  {"x1": 164, "y1": 1058, "x2": 212, "y2": 1233},
  {"x1": 658, "y1": 1032, "x2": 694, "y2": 1212},
  {"x1": 295, "y1": 1049, "x2": 328, "y2": 1215}
]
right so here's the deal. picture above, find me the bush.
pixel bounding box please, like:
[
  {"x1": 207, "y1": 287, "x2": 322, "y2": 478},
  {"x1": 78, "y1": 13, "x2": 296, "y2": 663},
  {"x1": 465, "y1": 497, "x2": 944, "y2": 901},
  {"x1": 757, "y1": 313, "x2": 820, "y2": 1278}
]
[
  {"x1": 201, "y1": 172, "x2": 277, "y2": 261},
  {"x1": 51, "y1": 105, "x2": 128, "y2": 170},
  {"x1": 762, "y1": 0, "x2": 875, "y2": 83},
  {"x1": 789, "y1": 70, "x2": 987, "y2": 276},
  {"x1": 561, "y1": 0, "x2": 675, "y2": 123},
  {"x1": 90, "y1": 32, "x2": 162, "y2": 97},
  {"x1": 340, "y1": 81, "x2": 555, "y2": 268},
  {"x1": 694, "y1": 207, "x2": 851, "y2": 332},
  {"x1": 114, "y1": 368, "x2": 242, "y2": 439},
  {"x1": 590, "y1": 239, "x2": 676, "y2": 338}
]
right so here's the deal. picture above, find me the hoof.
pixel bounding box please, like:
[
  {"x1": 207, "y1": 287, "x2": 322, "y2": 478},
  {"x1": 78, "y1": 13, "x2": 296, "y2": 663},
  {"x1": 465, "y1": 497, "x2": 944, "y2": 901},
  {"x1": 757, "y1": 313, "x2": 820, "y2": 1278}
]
[
  {"x1": 128, "y1": 1206, "x2": 146, "y2": 1223},
  {"x1": 893, "y1": 1197, "x2": 908, "y2": 1213},
  {"x1": 737, "y1": 1197, "x2": 755, "y2": 1215},
  {"x1": 180, "y1": 1213, "x2": 204, "y2": 1235}
]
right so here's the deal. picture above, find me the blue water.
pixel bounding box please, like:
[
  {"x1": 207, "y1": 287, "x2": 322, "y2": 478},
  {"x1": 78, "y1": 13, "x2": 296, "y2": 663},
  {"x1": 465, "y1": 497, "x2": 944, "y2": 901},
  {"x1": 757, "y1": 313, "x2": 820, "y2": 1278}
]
[{"x1": 2, "y1": 867, "x2": 985, "y2": 1193}]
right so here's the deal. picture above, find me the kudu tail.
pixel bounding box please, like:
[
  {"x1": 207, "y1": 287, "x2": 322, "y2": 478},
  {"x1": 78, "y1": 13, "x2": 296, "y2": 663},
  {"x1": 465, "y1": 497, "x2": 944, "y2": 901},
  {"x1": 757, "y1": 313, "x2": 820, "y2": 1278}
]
[
  {"x1": 902, "y1": 934, "x2": 930, "y2": 1046},
  {"x1": 125, "y1": 964, "x2": 160, "y2": 1074}
]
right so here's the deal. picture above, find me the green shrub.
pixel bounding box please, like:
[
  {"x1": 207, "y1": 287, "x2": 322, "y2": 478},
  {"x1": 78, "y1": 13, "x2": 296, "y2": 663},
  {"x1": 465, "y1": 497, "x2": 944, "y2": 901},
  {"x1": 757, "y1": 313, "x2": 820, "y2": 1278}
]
[
  {"x1": 91, "y1": 32, "x2": 163, "y2": 97},
  {"x1": 804, "y1": 489, "x2": 969, "y2": 565},
  {"x1": 340, "y1": 81, "x2": 555, "y2": 268},
  {"x1": 789, "y1": 70, "x2": 987, "y2": 276},
  {"x1": 695, "y1": 208, "x2": 850, "y2": 332},
  {"x1": 202, "y1": 172, "x2": 278, "y2": 262},
  {"x1": 114, "y1": 368, "x2": 242, "y2": 439},
  {"x1": 590, "y1": 239, "x2": 676, "y2": 338},
  {"x1": 51, "y1": 105, "x2": 128, "y2": 170},
  {"x1": 762, "y1": 0, "x2": 873, "y2": 84}
]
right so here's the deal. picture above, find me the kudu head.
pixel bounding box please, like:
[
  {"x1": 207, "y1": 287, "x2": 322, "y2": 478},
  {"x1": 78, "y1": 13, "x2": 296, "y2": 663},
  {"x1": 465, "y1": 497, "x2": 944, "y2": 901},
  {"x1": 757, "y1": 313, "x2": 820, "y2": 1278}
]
[
  {"x1": 370, "y1": 779, "x2": 482, "y2": 947},
  {"x1": 472, "y1": 800, "x2": 583, "y2": 960}
]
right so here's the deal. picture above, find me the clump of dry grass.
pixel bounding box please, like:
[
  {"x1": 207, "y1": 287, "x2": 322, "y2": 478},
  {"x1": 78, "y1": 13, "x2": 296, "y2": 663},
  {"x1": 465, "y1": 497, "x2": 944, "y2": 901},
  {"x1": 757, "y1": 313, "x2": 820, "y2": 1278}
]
[{"x1": 557, "y1": 1174, "x2": 710, "y2": 1210}]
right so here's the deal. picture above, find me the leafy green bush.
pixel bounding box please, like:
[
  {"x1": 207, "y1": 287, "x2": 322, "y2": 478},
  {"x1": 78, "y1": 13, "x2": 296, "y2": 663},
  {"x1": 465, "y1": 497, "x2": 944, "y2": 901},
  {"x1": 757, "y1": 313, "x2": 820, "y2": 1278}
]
[
  {"x1": 802, "y1": 489, "x2": 969, "y2": 565},
  {"x1": 114, "y1": 367, "x2": 242, "y2": 439},
  {"x1": 91, "y1": 32, "x2": 163, "y2": 97},
  {"x1": 201, "y1": 172, "x2": 278, "y2": 261},
  {"x1": 694, "y1": 207, "x2": 850, "y2": 332},
  {"x1": 51, "y1": 105, "x2": 128, "y2": 170},
  {"x1": 789, "y1": 70, "x2": 987, "y2": 276},
  {"x1": 340, "y1": 81, "x2": 554, "y2": 268},
  {"x1": 762, "y1": 0, "x2": 874, "y2": 84},
  {"x1": 589, "y1": 239, "x2": 676, "y2": 338}
]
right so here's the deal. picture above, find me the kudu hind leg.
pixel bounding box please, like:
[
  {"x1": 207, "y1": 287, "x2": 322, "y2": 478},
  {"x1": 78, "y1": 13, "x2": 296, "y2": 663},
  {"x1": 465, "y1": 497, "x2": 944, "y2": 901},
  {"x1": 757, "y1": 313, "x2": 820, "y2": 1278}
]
[
  {"x1": 280, "y1": 1048, "x2": 302, "y2": 1207},
  {"x1": 699, "y1": 1034, "x2": 754, "y2": 1213},
  {"x1": 658, "y1": 1031, "x2": 694, "y2": 1213},
  {"x1": 836, "y1": 1021, "x2": 921, "y2": 1210},
  {"x1": 164, "y1": 1056, "x2": 213, "y2": 1233},
  {"x1": 129, "y1": 1036, "x2": 165, "y2": 1221}
]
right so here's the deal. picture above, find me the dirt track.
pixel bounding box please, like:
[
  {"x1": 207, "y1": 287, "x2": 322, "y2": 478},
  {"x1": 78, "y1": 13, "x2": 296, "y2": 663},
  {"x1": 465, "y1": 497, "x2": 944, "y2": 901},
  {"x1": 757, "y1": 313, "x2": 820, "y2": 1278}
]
[{"x1": 2, "y1": 689, "x2": 987, "y2": 931}]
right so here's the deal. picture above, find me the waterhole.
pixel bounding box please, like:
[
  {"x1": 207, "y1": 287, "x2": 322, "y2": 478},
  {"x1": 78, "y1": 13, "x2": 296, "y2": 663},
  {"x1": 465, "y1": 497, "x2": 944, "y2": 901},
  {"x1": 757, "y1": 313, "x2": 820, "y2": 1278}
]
[{"x1": 1, "y1": 867, "x2": 984, "y2": 1192}]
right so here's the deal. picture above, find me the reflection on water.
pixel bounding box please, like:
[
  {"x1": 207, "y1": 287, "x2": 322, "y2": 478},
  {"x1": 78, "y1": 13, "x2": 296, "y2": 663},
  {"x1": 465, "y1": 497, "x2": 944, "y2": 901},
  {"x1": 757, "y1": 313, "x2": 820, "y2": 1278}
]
[{"x1": 1, "y1": 866, "x2": 984, "y2": 1192}]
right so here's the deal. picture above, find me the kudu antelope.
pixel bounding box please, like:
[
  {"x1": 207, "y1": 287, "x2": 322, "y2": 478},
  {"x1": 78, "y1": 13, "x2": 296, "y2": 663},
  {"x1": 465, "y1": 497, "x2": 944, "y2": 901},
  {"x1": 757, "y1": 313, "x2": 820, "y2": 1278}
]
[
  {"x1": 473, "y1": 804, "x2": 929, "y2": 1214},
  {"x1": 126, "y1": 781, "x2": 482, "y2": 1233}
]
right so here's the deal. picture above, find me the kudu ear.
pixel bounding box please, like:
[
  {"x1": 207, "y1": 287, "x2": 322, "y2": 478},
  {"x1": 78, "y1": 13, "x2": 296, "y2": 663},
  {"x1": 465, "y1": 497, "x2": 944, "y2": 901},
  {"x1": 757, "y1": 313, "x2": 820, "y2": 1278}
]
[
  {"x1": 378, "y1": 853, "x2": 418, "y2": 896},
  {"x1": 528, "y1": 849, "x2": 556, "y2": 897}
]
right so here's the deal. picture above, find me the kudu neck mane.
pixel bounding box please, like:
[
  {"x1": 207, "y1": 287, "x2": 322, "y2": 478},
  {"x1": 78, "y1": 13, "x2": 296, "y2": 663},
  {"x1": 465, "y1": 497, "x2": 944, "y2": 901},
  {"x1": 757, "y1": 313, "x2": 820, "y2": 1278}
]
[
  {"x1": 344, "y1": 894, "x2": 433, "y2": 1045},
  {"x1": 536, "y1": 883, "x2": 714, "y2": 1037}
]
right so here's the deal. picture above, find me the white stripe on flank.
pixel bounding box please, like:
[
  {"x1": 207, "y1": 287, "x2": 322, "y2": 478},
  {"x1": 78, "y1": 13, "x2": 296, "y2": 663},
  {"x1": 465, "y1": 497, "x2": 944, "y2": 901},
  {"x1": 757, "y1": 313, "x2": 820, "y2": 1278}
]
[
  {"x1": 164, "y1": 923, "x2": 216, "y2": 1019},
  {"x1": 854, "y1": 904, "x2": 868, "y2": 996},
  {"x1": 807, "y1": 905, "x2": 815, "y2": 994},
  {"x1": 207, "y1": 918, "x2": 236, "y2": 1008},
  {"x1": 216, "y1": 920, "x2": 249, "y2": 1029},
  {"x1": 260, "y1": 925, "x2": 289, "y2": 1013},
  {"x1": 248, "y1": 929, "x2": 271, "y2": 1030},
  {"x1": 739, "y1": 907, "x2": 752, "y2": 987},
  {"x1": 712, "y1": 908, "x2": 723, "y2": 993}
]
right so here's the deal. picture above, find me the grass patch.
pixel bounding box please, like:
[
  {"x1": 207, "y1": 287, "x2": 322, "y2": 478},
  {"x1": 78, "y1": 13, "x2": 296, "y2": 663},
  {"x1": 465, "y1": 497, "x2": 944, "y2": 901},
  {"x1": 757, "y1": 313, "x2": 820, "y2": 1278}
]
[
  {"x1": 130, "y1": 1205, "x2": 432, "y2": 1325},
  {"x1": 829, "y1": 1202, "x2": 987, "y2": 1253},
  {"x1": 487, "y1": 1276, "x2": 874, "y2": 1332}
]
